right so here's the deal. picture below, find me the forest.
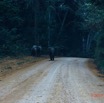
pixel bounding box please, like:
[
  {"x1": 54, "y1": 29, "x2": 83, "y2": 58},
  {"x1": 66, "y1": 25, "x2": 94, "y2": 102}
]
[{"x1": 0, "y1": 0, "x2": 104, "y2": 73}]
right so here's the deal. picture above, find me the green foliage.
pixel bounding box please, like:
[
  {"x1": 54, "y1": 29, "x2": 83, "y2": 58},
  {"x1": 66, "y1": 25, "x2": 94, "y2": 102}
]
[
  {"x1": 77, "y1": 1, "x2": 104, "y2": 72},
  {"x1": 77, "y1": 2, "x2": 104, "y2": 30},
  {"x1": 95, "y1": 33, "x2": 104, "y2": 73},
  {"x1": 0, "y1": 0, "x2": 23, "y2": 28},
  {"x1": 0, "y1": 0, "x2": 27, "y2": 56}
]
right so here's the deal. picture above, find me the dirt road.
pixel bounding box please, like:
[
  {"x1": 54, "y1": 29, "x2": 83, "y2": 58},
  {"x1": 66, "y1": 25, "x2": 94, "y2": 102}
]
[{"x1": 0, "y1": 58, "x2": 104, "y2": 103}]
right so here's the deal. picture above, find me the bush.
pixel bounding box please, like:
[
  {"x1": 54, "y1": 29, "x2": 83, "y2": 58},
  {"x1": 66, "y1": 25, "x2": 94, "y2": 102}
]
[{"x1": 95, "y1": 33, "x2": 104, "y2": 73}]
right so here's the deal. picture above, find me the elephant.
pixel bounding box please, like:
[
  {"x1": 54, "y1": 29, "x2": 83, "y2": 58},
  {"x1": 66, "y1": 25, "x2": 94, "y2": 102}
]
[
  {"x1": 37, "y1": 46, "x2": 42, "y2": 56},
  {"x1": 48, "y1": 47, "x2": 55, "y2": 61},
  {"x1": 31, "y1": 45, "x2": 42, "y2": 57},
  {"x1": 31, "y1": 45, "x2": 37, "y2": 57}
]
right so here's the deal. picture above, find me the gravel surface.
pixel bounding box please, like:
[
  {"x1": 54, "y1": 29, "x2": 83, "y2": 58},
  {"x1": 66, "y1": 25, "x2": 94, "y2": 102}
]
[{"x1": 0, "y1": 57, "x2": 104, "y2": 103}]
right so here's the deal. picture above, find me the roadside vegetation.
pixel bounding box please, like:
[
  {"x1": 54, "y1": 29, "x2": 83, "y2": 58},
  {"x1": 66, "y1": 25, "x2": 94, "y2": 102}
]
[{"x1": 0, "y1": 56, "x2": 46, "y2": 78}]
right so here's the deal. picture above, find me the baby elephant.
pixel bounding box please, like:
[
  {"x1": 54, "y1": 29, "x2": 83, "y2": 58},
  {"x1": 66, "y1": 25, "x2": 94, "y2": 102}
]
[{"x1": 48, "y1": 47, "x2": 55, "y2": 61}]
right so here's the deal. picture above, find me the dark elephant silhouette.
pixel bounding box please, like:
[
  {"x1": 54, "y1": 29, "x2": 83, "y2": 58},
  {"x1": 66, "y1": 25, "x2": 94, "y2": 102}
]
[
  {"x1": 31, "y1": 45, "x2": 37, "y2": 57},
  {"x1": 31, "y1": 45, "x2": 42, "y2": 57},
  {"x1": 37, "y1": 46, "x2": 42, "y2": 56},
  {"x1": 48, "y1": 47, "x2": 55, "y2": 61}
]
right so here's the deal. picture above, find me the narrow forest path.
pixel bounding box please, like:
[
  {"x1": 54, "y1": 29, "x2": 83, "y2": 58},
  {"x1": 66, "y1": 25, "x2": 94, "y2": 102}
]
[{"x1": 0, "y1": 58, "x2": 104, "y2": 103}]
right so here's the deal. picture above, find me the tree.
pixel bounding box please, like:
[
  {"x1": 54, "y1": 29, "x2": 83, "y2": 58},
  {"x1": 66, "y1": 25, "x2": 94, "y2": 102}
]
[
  {"x1": 0, "y1": 0, "x2": 23, "y2": 56},
  {"x1": 77, "y1": 1, "x2": 104, "y2": 56}
]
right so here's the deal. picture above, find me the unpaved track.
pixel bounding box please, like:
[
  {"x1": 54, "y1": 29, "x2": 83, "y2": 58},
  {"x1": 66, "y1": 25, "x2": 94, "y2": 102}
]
[{"x1": 0, "y1": 58, "x2": 104, "y2": 103}]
